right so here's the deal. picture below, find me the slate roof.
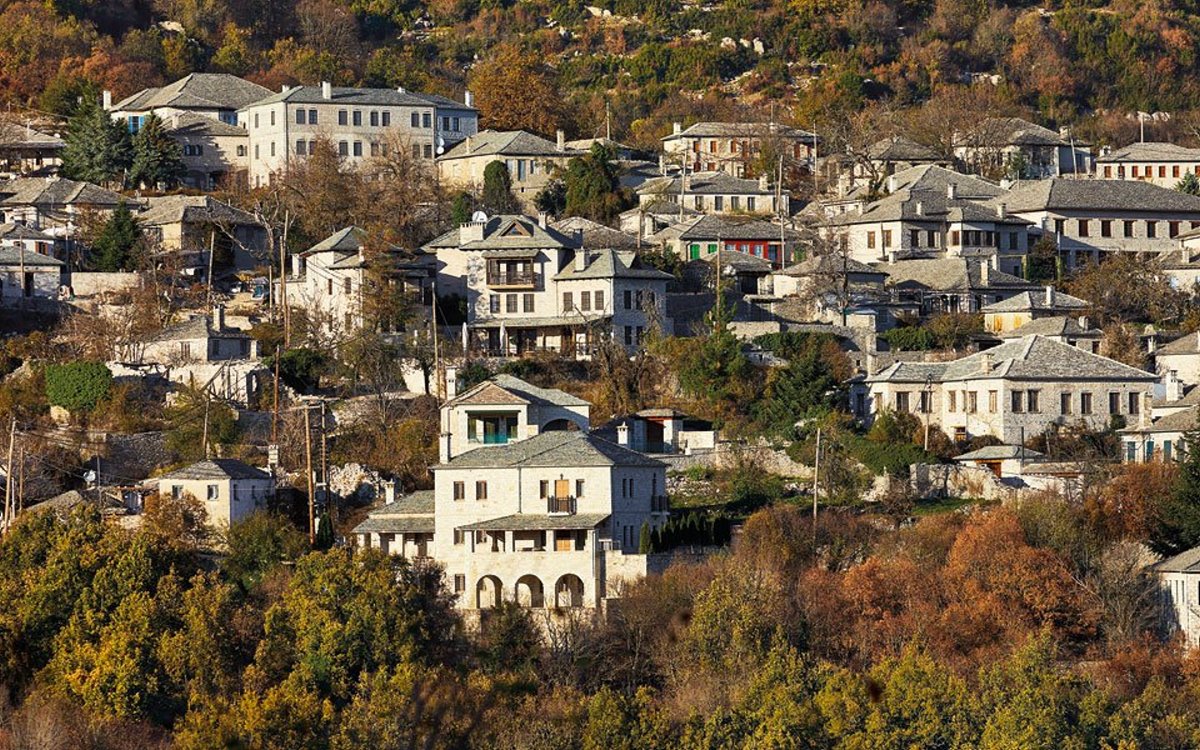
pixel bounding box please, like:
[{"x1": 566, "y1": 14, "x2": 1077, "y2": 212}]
[
  {"x1": 1098, "y1": 142, "x2": 1200, "y2": 162},
  {"x1": 165, "y1": 111, "x2": 247, "y2": 138},
  {"x1": 676, "y1": 214, "x2": 801, "y2": 241},
  {"x1": 885, "y1": 165, "x2": 1007, "y2": 200},
  {"x1": 998, "y1": 315, "x2": 1101, "y2": 339},
  {"x1": 449, "y1": 373, "x2": 589, "y2": 408},
  {"x1": 458, "y1": 512, "x2": 611, "y2": 531},
  {"x1": 436, "y1": 431, "x2": 663, "y2": 469},
  {"x1": 424, "y1": 215, "x2": 580, "y2": 252},
  {"x1": 878, "y1": 258, "x2": 1034, "y2": 291},
  {"x1": 137, "y1": 195, "x2": 258, "y2": 227},
  {"x1": 439, "y1": 130, "x2": 577, "y2": 160},
  {"x1": 961, "y1": 117, "x2": 1075, "y2": 147},
  {"x1": 780, "y1": 254, "x2": 888, "y2": 278},
  {"x1": 1153, "y1": 384, "x2": 1200, "y2": 408},
  {"x1": 831, "y1": 187, "x2": 1029, "y2": 227},
  {"x1": 350, "y1": 490, "x2": 435, "y2": 535},
  {"x1": 144, "y1": 314, "x2": 249, "y2": 342},
  {"x1": 1123, "y1": 405, "x2": 1200, "y2": 435},
  {"x1": 158, "y1": 458, "x2": 270, "y2": 481},
  {"x1": 115, "y1": 74, "x2": 272, "y2": 113},
  {"x1": 1154, "y1": 545, "x2": 1200, "y2": 573},
  {"x1": 243, "y1": 84, "x2": 466, "y2": 111},
  {"x1": 469, "y1": 314, "x2": 611, "y2": 329},
  {"x1": 866, "y1": 335, "x2": 1156, "y2": 383},
  {"x1": 0, "y1": 222, "x2": 54, "y2": 242},
  {"x1": 0, "y1": 247, "x2": 62, "y2": 266},
  {"x1": 954, "y1": 445, "x2": 1044, "y2": 461},
  {"x1": 696, "y1": 248, "x2": 773, "y2": 273},
  {"x1": 994, "y1": 178, "x2": 1200, "y2": 214},
  {"x1": 0, "y1": 122, "x2": 64, "y2": 149},
  {"x1": 551, "y1": 216, "x2": 641, "y2": 250},
  {"x1": 305, "y1": 226, "x2": 367, "y2": 254},
  {"x1": 662, "y1": 122, "x2": 816, "y2": 142},
  {"x1": 1157, "y1": 331, "x2": 1200, "y2": 356},
  {"x1": 637, "y1": 171, "x2": 775, "y2": 196},
  {"x1": 869, "y1": 136, "x2": 942, "y2": 162},
  {"x1": 0, "y1": 177, "x2": 125, "y2": 208},
  {"x1": 554, "y1": 248, "x2": 673, "y2": 281},
  {"x1": 981, "y1": 289, "x2": 1090, "y2": 313}
]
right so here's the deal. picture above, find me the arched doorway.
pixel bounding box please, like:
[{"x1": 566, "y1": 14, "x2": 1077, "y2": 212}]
[
  {"x1": 515, "y1": 574, "x2": 545, "y2": 608},
  {"x1": 476, "y1": 575, "x2": 502, "y2": 609},
  {"x1": 554, "y1": 574, "x2": 584, "y2": 608}
]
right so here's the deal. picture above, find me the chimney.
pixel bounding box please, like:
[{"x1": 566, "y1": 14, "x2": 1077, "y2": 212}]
[
  {"x1": 464, "y1": 136, "x2": 472, "y2": 154},
  {"x1": 537, "y1": 212, "x2": 548, "y2": 228},
  {"x1": 978, "y1": 352, "x2": 993, "y2": 374},
  {"x1": 445, "y1": 365, "x2": 458, "y2": 399},
  {"x1": 979, "y1": 259, "x2": 990, "y2": 286},
  {"x1": 321, "y1": 81, "x2": 332, "y2": 100},
  {"x1": 1045, "y1": 285, "x2": 1055, "y2": 307},
  {"x1": 464, "y1": 90, "x2": 475, "y2": 107},
  {"x1": 1078, "y1": 314, "x2": 1089, "y2": 330},
  {"x1": 886, "y1": 175, "x2": 898, "y2": 193},
  {"x1": 758, "y1": 174, "x2": 769, "y2": 191},
  {"x1": 617, "y1": 422, "x2": 630, "y2": 446},
  {"x1": 212, "y1": 304, "x2": 225, "y2": 331},
  {"x1": 673, "y1": 121, "x2": 682, "y2": 136},
  {"x1": 102, "y1": 90, "x2": 112, "y2": 110},
  {"x1": 1167, "y1": 369, "x2": 1184, "y2": 403},
  {"x1": 659, "y1": 153, "x2": 666, "y2": 176},
  {"x1": 946, "y1": 183, "x2": 957, "y2": 200},
  {"x1": 291, "y1": 253, "x2": 302, "y2": 278},
  {"x1": 439, "y1": 431, "x2": 452, "y2": 463},
  {"x1": 556, "y1": 129, "x2": 565, "y2": 152},
  {"x1": 887, "y1": 249, "x2": 897, "y2": 264},
  {"x1": 576, "y1": 248, "x2": 591, "y2": 272},
  {"x1": 996, "y1": 202, "x2": 1007, "y2": 219},
  {"x1": 1140, "y1": 392, "x2": 1153, "y2": 430},
  {"x1": 385, "y1": 483, "x2": 397, "y2": 505},
  {"x1": 280, "y1": 84, "x2": 289, "y2": 93},
  {"x1": 915, "y1": 200, "x2": 923, "y2": 216}
]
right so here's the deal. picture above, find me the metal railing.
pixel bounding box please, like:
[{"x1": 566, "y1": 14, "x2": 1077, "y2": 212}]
[{"x1": 547, "y1": 496, "x2": 576, "y2": 515}]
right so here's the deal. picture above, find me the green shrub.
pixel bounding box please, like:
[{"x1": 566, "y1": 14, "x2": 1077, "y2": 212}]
[
  {"x1": 847, "y1": 434, "x2": 933, "y2": 477},
  {"x1": 43, "y1": 361, "x2": 112, "y2": 412}
]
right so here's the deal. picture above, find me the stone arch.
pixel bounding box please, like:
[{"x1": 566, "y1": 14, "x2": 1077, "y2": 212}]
[
  {"x1": 476, "y1": 575, "x2": 502, "y2": 609},
  {"x1": 515, "y1": 574, "x2": 545, "y2": 608},
  {"x1": 554, "y1": 574, "x2": 584, "y2": 608}
]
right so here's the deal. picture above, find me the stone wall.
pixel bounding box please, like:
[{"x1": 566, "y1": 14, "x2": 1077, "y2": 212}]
[{"x1": 68, "y1": 272, "x2": 144, "y2": 298}]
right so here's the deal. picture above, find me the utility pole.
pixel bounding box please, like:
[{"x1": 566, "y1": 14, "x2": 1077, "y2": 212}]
[
  {"x1": 201, "y1": 394, "x2": 211, "y2": 459},
  {"x1": 2, "y1": 418, "x2": 13, "y2": 529},
  {"x1": 812, "y1": 427, "x2": 821, "y2": 543},
  {"x1": 319, "y1": 399, "x2": 330, "y2": 531},
  {"x1": 281, "y1": 210, "x2": 291, "y2": 347},
  {"x1": 431, "y1": 278, "x2": 443, "y2": 400},
  {"x1": 16, "y1": 444, "x2": 24, "y2": 515},
  {"x1": 206, "y1": 230, "x2": 216, "y2": 311},
  {"x1": 304, "y1": 404, "x2": 315, "y2": 545},
  {"x1": 271, "y1": 354, "x2": 281, "y2": 444},
  {"x1": 923, "y1": 374, "x2": 933, "y2": 451}
]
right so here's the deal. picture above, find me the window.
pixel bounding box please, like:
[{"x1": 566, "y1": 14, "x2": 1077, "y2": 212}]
[
  {"x1": 1103, "y1": 165, "x2": 1112, "y2": 177},
  {"x1": 575, "y1": 479, "x2": 584, "y2": 497},
  {"x1": 1171, "y1": 221, "x2": 1181, "y2": 238},
  {"x1": 270, "y1": 141, "x2": 276, "y2": 157},
  {"x1": 540, "y1": 480, "x2": 549, "y2": 498},
  {"x1": 338, "y1": 109, "x2": 348, "y2": 125},
  {"x1": 895, "y1": 392, "x2": 910, "y2": 412},
  {"x1": 1009, "y1": 232, "x2": 1018, "y2": 250},
  {"x1": 731, "y1": 196, "x2": 740, "y2": 211},
  {"x1": 747, "y1": 197, "x2": 756, "y2": 211},
  {"x1": 1147, "y1": 221, "x2": 1157, "y2": 238},
  {"x1": 370, "y1": 142, "x2": 379, "y2": 157},
  {"x1": 1132, "y1": 165, "x2": 1140, "y2": 177},
  {"x1": 910, "y1": 229, "x2": 921, "y2": 247},
  {"x1": 563, "y1": 291, "x2": 573, "y2": 310},
  {"x1": 693, "y1": 195, "x2": 704, "y2": 210},
  {"x1": 454, "y1": 575, "x2": 465, "y2": 592},
  {"x1": 506, "y1": 294, "x2": 517, "y2": 313},
  {"x1": 967, "y1": 391, "x2": 977, "y2": 414},
  {"x1": 475, "y1": 481, "x2": 488, "y2": 500},
  {"x1": 1077, "y1": 219, "x2": 1089, "y2": 237},
  {"x1": 489, "y1": 295, "x2": 500, "y2": 314},
  {"x1": 183, "y1": 144, "x2": 202, "y2": 156},
  {"x1": 882, "y1": 230, "x2": 892, "y2": 248},
  {"x1": 253, "y1": 113, "x2": 259, "y2": 128},
  {"x1": 295, "y1": 140, "x2": 307, "y2": 156},
  {"x1": 595, "y1": 290, "x2": 605, "y2": 310},
  {"x1": 1027, "y1": 390, "x2": 1040, "y2": 413},
  {"x1": 237, "y1": 145, "x2": 246, "y2": 157},
  {"x1": 580, "y1": 291, "x2": 591, "y2": 311},
  {"x1": 352, "y1": 110, "x2": 362, "y2": 127},
  {"x1": 713, "y1": 196, "x2": 724, "y2": 211},
  {"x1": 370, "y1": 111, "x2": 378, "y2": 127},
  {"x1": 522, "y1": 293, "x2": 534, "y2": 313},
  {"x1": 1175, "y1": 165, "x2": 1181, "y2": 178},
  {"x1": 1109, "y1": 392, "x2": 1121, "y2": 414},
  {"x1": 1054, "y1": 218, "x2": 1064, "y2": 235},
  {"x1": 624, "y1": 326, "x2": 633, "y2": 345},
  {"x1": 338, "y1": 141, "x2": 349, "y2": 156},
  {"x1": 308, "y1": 109, "x2": 318, "y2": 124},
  {"x1": 412, "y1": 144, "x2": 420, "y2": 158},
  {"x1": 1081, "y1": 392, "x2": 1093, "y2": 414},
  {"x1": 423, "y1": 113, "x2": 431, "y2": 128},
  {"x1": 950, "y1": 230, "x2": 960, "y2": 245},
  {"x1": 453, "y1": 116, "x2": 460, "y2": 130},
  {"x1": 1165, "y1": 440, "x2": 1174, "y2": 461},
  {"x1": 424, "y1": 144, "x2": 432, "y2": 159},
  {"x1": 295, "y1": 109, "x2": 305, "y2": 125},
  {"x1": 1101, "y1": 220, "x2": 1112, "y2": 238},
  {"x1": 1061, "y1": 392, "x2": 1072, "y2": 415},
  {"x1": 453, "y1": 529, "x2": 464, "y2": 544},
  {"x1": 867, "y1": 232, "x2": 876, "y2": 249},
  {"x1": 948, "y1": 391, "x2": 956, "y2": 412},
  {"x1": 1129, "y1": 392, "x2": 1140, "y2": 414},
  {"x1": 254, "y1": 144, "x2": 259, "y2": 159},
  {"x1": 1124, "y1": 220, "x2": 1135, "y2": 238},
  {"x1": 1011, "y1": 391, "x2": 1025, "y2": 413},
  {"x1": 382, "y1": 111, "x2": 390, "y2": 127},
  {"x1": 327, "y1": 279, "x2": 333, "y2": 295},
  {"x1": 988, "y1": 390, "x2": 998, "y2": 413},
  {"x1": 927, "y1": 230, "x2": 937, "y2": 247},
  {"x1": 207, "y1": 484, "x2": 219, "y2": 500},
  {"x1": 1160, "y1": 165, "x2": 1168, "y2": 178},
  {"x1": 343, "y1": 278, "x2": 352, "y2": 294}
]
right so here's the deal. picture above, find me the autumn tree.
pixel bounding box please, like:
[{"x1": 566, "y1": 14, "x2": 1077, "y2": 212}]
[
  {"x1": 468, "y1": 45, "x2": 566, "y2": 135},
  {"x1": 564, "y1": 143, "x2": 630, "y2": 223}
]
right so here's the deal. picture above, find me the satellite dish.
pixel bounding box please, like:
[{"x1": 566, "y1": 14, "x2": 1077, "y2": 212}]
[
  {"x1": 435, "y1": 135, "x2": 445, "y2": 155},
  {"x1": 470, "y1": 210, "x2": 489, "y2": 223},
  {"x1": 84, "y1": 470, "x2": 97, "y2": 483}
]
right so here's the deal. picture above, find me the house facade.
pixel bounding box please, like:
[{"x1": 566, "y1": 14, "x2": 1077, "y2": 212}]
[
  {"x1": 857, "y1": 335, "x2": 1157, "y2": 444},
  {"x1": 953, "y1": 117, "x2": 1092, "y2": 179},
  {"x1": 635, "y1": 171, "x2": 789, "y2": 216},
  {"x1": 108, "y1": 73, "x2": 271, "y2": 131},
  {"x1": 166, "y1": 113, "x2": 250, "y2": 190},
  {"x1": 437, "y1": 130, "x2": 580, "y2": 209},
  {"x1": 980, "y1": 287, "x2": 1090, "y2": 334},
  {"x1": 137, "y1": 195, "x2": 267, "y2": 272},
  {"x1": 0, "y1": 121, "x2": 63, "y2": 178},
  {"x1": 133, "y1": 307, "x2": 263, "y2": 405},
  {"x1": 1096, "y1": 142, "x2": 1200, "y2": 188},
  {"x1": 238, "y1": 83, "x2": 478, "y2": 187},
  {"x1": 156, "y1": 458, "x2": 274, "y2": 529},
  {"x1": 0, "y1": 246, "x2": 63, "y2": 304},
  {"x1": 661, "y1": 121, "x2": 817, "y2": 178},
  {"x1": 1119, "y1": 404, "x2": 1197, "y2": 463},
  {"x1": 1152, "y1": 547, "x2": 1200, "y2": 647}
]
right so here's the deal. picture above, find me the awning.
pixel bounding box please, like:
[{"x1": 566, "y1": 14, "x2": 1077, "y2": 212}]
[
  {"x1": 352, "y1": 515, "x2": 435, "y2": 535},
  {"x1": 469, "y1": 315, "x2": 611, "y2": 330},
  {"x1": 458, "y1": 513, "x2": 610, "y2": 531}
]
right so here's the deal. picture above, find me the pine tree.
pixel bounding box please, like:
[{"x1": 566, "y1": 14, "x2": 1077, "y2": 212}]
[
  {"x1": 482, "y1": 160, "x2": 518, "y2": 214},
  {"x1": 61, "y1": 97, "x2": 131, "y2": 186},
  {"x1": 1151, "y1": 427, "x2": 1200, "y2": 555},
  {"x1": 92, "y1": 202, "x2": 141, "y2": 272},
  {"x1": 128, "y1": 113, "x2": 185, "y2": 190},
  {"x1": 564, "y1": 143, "x2": 628, "y2": 222}
]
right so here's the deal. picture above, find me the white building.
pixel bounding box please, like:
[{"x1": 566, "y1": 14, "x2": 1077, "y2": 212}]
[
  {"x1": 954, "y1": 117, "x2": 1092, "y2": 179},
  {"x1": 354, "y1": 374, "x2": 669, "y2": 615},
  {"x1": 437, "y1": 130, "x2": 580, "y2": 210},
  {"x1": 1156, "y1": 332, "x2": 1200, "y2": 387},
  {"x1": 108, "y1": 73, "x2": 271, "y2": 131},
  {"x1": 1096, "y1": 142, "x2": 1200, "y2": 188},
  {"x1": 0, "y1": 245, "x2": 63, "y2": 305},
  {"x1": 131, "y1": 307, "x2": 263, "y2": 406},
  {"x1": 661, "y1": 121, "x2": 817, "y2": 178},
  {"x1": 635, "y1": 171, "x2": 789, "y2": 216},
  {"x1": 1153, "y1": 546, "x2": 1200, "y2": 646},
  {"x1": 157, "y1": 458, "x2": 274, "y2": 529},
  {"x1": 1119, "y1": 404, "x2": 1197, "y2": 463},
  {"x1": 856, "y1": 334, "x2": 1157, "y2": 444},
  {"x1": 980, "y1": 287, "x2": 1090, "y2": 334},
  {"x1": 238, "y1": 82, "x2": 477, "y2": 187}
]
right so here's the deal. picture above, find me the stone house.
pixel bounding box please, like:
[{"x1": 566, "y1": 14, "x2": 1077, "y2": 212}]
[
  {"x1": 157, "y1": 458, "x2": 273, "y2": 529},
  {"x1": 635, "y1": 171, "x2": 789, "y2": 217},
  {"x1": 996, "y1": 316, "x2": 1102, "y2": 353},
  {"x1": 166, "y1": 113, "x2": 250, "y2": 190},
  {"x1": 0, "y1": 246, "x2": 64, "y2": 305},
  {"x1": 1155, "y1": 332, "x2": 1200, "y2": 387},
  {"x1": 1119, "y1": 404, "x2": 1198, "y2": 463},
  {"x1": 108, "y1": 73, "x2": 271, "y2": 131},
  {"x1": 856, "y1": 334, "x2": 1157, "y2": 444},
  {"x1": 132, "y1": 307, "x2": 262, "y2": 405},
  {"x1": 437, "y1": 130, "x2": 580, "y2": 209},
  {"x1": 980, "y1": 286, "x2": 1090, "y2": 334},
  {"x1": 953, "y1": 117, "x2": 1092, "y2": 178},
  {"x1": 137, "y1": 195, "x2": 267, "y2": 273},
  {"x1": 875, "y1": 257, "x2": 1040, "y2": 319},
  {"x1": 0, "y1": 121, "x2": 63, "y2": 178},
  {"x1": 1152, "y1": 546, "x2": 1200, "y2": 646},
  {"x1": 1096, "y1": 142, "x2": 1200, "y2": 188},
  {"x1": 0, "y1": 178, "x2": 125, "y2": 258},
  {"x1": 352, "y1": 489, "x2": 435, "y2": 558},
  {"x1": 661, "y1": 121, "x2": 818, "y2": 178}
]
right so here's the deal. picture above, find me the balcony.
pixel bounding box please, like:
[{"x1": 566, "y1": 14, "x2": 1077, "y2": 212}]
[
  {"x1": 547, "y1": 496, "x2": 576, "y2": 515},
  {"x1": 486, "y1": 271, "x2": 539, "y2": 290}
]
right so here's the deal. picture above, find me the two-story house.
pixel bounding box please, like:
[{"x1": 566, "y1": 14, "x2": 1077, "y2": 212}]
[
  {"x1": 954, "y1": 117, "x2": 1092, "y2": 179},
  {"x1": 108, "y1": 73, "x2": 271, "y2": 131},
  {"x1": 0, "y1": 178, "x2": 125, "y2": 256},
  {"x1": 1096, "y1": 142, "x2": 1200, "y2": 187},
  {"x1": 635, "y1": 171, "x2": 789, "y2": 217},
  {"x1": 875, "y1": 257, "x2": 1040, "y2": 319},
  {"x1": 856, "y1": 334, "x2": 1157, "y2": 444},
  {"x1": 165, "y1": 113, "x2": 250, "y2": 190},
  {"x1": 980, "y1": 286, "x2": 1090, "y2": 334},
  {"x1": 137, "y1": 195, "x2": 267, "y2": 273},
  {"x1": 0, "y1": 121, "x2": 63, "y2": 178},
  {"x1": 130, "y1": 306, "x2": 263, "y2": 405},
  {"x1": 157, "y1": 458, "x2": 274, "y2": 529},
  {"x1": 661, "y1": 121, "x2": 818, "y2": 178},
  {"x1": 238, "y1": 82, "x2": 478, "y2": 187},
  {"x1": 997, "y1": 178, "x2": 1200, "y2": 269},
  {"x1": 437, "y1": 130, "x2": 581, "y2": 210},
  {"x1": 658, "y1": 214, "x2": 802, "y2": 268}
]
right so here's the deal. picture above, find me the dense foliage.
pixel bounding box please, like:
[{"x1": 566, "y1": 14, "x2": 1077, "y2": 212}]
[{"x1": 42, "y1": 361, "x2": 112, "y2": 413}]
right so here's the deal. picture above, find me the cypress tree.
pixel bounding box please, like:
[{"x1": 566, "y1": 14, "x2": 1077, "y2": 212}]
[
  {"x1": 61, "y1": 97, "x2": 131, "y2": 186},
  {"x1": 1152, "y1": 427, "x2": 1200, "y2": 556},
  {"x1": 128, "y1": 113, "x2": 185, "y2": 190},
  {"x1": 482, "y1": 160, "x2": 518, "y2": 214},
  {"x1": 92, "y1": 202, "x2": 141, "y2": 272},
  {"x1": 638, "y1": 521, "x2": 653, "y2": 554}
]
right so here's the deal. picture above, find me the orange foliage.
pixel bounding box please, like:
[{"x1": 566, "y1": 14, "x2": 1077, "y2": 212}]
[{"x1": 1087, "y1": 462, "x2": 1178, "y2": 542}]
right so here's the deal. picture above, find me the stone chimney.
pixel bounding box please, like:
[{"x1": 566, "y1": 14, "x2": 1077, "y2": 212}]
[
  {"x1": 946, "y1": 183, "x2": 957, "y2": 200},
  {"x1": 673, "y1": 121, "x2": 682, "y2": 136},
  {"x1": 758, "y1": 174, "x2": 769, "y2": 191},
  {"x1": 979, "y1": 259, "x2": 990, "y2": 286},
  {"x1": 1166, "y1": 369, "x2": 1184, "y2": 403},
  {"x1": 1078, "y1": 314, "x2": 1089, "y2": 330},
  {"x1": 979, "y1": 352, "x2": 993, "y2": 374},
  {"x1": 464, "y1": 136, "x2": 472, "y2": 154},
  {"x1": 280, "y1": 84, "x2": 289, "y2": 93},
  {"x1": 102, "y1": 90, "x2": 112, "y2": 110},
  {"x1": 464, "y1": 90, "x2": 475, "y2": 107},
  {"x1": 1140, "y1": 392, "x2": 1153, "y2": 429},
  {"x1": 1045, "y1": 285, "x2": 1055, "y2": 307},
  {"x1": 887, "y1": 175, "x2": 898, "y2": 193},
  {"x1": 397, "y1": 85, "x2": 406, "y2": 94},
  {"x1": 211, "y1": 304, "x2": 225, "y2": 331},
  {"x1": 445, "y1": 365, "x2": 458, "y2": 399},
  {"x1": 996, "y1": 202, "x2": 1007, "y2": 219},
  {"x1": 556, "y1": 129, "x2": 565, "y2": 152},
  {"x1": 616, "y1": 422, "x2": 629, "y2": 446},
  {"x1": 576, "y1": 248, "x2": 591, "y2": 272},
  {"x1": 915, "y1": 200, "x2": 923, "y2": 216},
  {"x1": 385, "y1": 482, "x2": 398, "y2": 505},
  {"x1": 321, "y1": 81, "x2": 332, "y2": 100},
  {"x1": 887, "y1": 249, "x2": 897, "y2": 264},
  {"x1": 439, "y1": 431, "x2": 452, "y2": 463},
  {"x1": 659, "y1": 154, "x2": 666, "y2": 176},
  {"x1": 460, "y1": 217, "x2": 485, "y2": 243}
]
